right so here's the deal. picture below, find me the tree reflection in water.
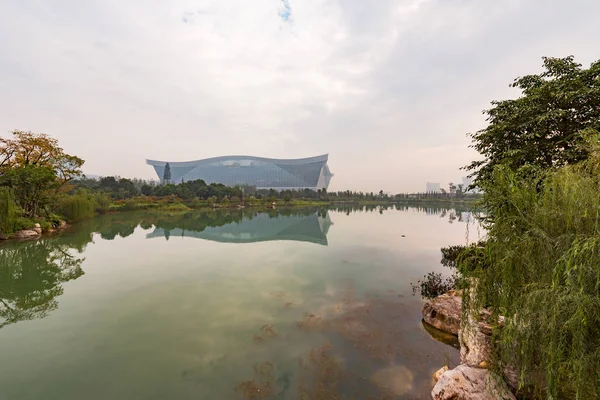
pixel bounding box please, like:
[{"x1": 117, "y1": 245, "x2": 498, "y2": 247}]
[{"x1": 0, "y1": 237, "x2": 88, "y2": 330}]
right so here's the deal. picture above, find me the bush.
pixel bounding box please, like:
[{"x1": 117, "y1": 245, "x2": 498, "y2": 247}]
[
  {"x1": 56, "y1": 194, "x2": 96, "y2": 221},
  {"x1": 94, "y1": 193, "x2": 112, "y2": 213},
  {"x1": 122, "y1": 199, "x2": 137, "y2": 211},
  {"x1": 0, "y1": 187, "x2": 18, "y2": 233},
  {"x1": 14, "y1": 217, "x2": 36, "y2": 231}
]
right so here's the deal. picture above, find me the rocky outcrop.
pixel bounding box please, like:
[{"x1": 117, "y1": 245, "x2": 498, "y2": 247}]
[
  {"x1": 422, "y1": 290, "x2": 462, "y2": 335},
  {"x1": 459, "y1": 309, "x2": 493, "y2": 367},
  {"x1": 426, "y1": 288, "x2": 524, "y2": 399},
  {"x1": 433, "y1": 366, "x2": 449, "y2": 383},
  {"x1": 432, "y1": 365, "x2": 516, "y2": 400}
]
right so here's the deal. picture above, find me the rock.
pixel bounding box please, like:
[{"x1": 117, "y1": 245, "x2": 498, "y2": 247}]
[
  {"x1": 12, "y1": 229, "x2": 41, "y2": 239},
  {"x1": 422, "y1": 290, "x2": 462, "y2": 335},
  {"x1": 0, "y1": 232, "x2": 8, "y2": 240},
  {"x1": 32, "y1": 223, "x2": 42, "y2": 234},
  {"x1": 432, "y1": 365, "x2": 516, "y2": 400},
  {"x1": 459, "y1": 309, "x2": 493, "y2": 367},
  {"x1": 433, "y1": 366, "x2": 449, "y2": 383}
]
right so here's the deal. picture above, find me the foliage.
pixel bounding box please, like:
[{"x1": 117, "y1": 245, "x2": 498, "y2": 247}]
[
  {"x1": 465, "y1": 146, "x2": 600, "y2": 399},
  {"x1": 0, "y1": 130, "x2": 84, "y2": 187},
  {"x1": 441, "y1": 242, "x2": 487, "y2": 273},
  {"x1": 465, "y1": 56, "x2": 600, "y2": 188},
  {"x1": 411, "y1": 272, "x2": 458, "y2": 299},
  {"x1": 163, "y1": 162, "x2": 171, "y2": 183},
  {"x1": 55, "y1": 194, "x2": 96, "y2": 221},
  {"x1": 0, "y1": 187, "x2": 18, "y2": 233},
  {"x1": 0, "y1": 165, "x2": 58, "y2": 217},
  {"x1": 93, "y1": 193, "x2": 112, "y2": 213}
]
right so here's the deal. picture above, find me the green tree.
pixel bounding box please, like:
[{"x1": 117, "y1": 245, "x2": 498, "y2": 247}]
[
  {"x1": 465, "y1": 56, "x2": 600, "y2": 187},
  {"x1": 283, "y1": 193, "x2": 292, "y2": 203},
  {"x1": 141, "y1": 184, "x2": 153, "y2": 196},
  {"x1": 0, "y1": 165, "x2": 57, "y2": 217},
  {"x1": 163, "y1": 163, "x2": 171, "y2": 184}
]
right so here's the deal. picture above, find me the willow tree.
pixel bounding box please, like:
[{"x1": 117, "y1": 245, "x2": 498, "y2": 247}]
[{"x1": 461, "y1": 56, "x2": 600, "y2": 399}]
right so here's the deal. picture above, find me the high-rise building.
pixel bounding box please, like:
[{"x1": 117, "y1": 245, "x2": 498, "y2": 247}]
[
  {"x1": 426, "y1": 182, "x2": 441, "y2": 193},
  {"x1": 146, "y1": 154, "x2": 333, "y2": 190}
]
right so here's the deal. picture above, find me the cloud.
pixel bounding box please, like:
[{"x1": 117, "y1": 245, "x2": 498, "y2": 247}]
[{"x1": 0, "y1": 0, "x2": 598, "y2": 192}]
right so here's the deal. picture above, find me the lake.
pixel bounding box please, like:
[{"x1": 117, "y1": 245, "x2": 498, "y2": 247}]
[{"x1": 0, "y1": 205, "x2": 481, "y2": 400}]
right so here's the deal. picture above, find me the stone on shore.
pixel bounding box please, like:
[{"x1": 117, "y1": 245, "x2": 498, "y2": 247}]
[
  {"x1": 433, "y1": 365, "x2": 449, "y2": 383},
  {"x1": 459, "y1": 309, "x2": 493, "y2": 367},
  {"x1": 12, "y1": 229, "x2": 41, "y2": 239},
  {"x1": 422, "y1": 290, "x2": 462, "y2": 335},
  {"x1": 432, "y1": 365, "x2": 516, "y2": 400}
]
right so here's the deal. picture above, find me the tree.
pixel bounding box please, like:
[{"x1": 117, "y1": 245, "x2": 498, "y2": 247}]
[
  {"x1": 141, "y1": 184, "x2": 153, "y2": 196},
  {"x1": 163, "y1": 162, "x2": 171, "y2": 184},
  {"x1": 465, "y1": 56, "x2": 600, "y2": 187},
  {"x1": 0, "y1": 130, "x2": 84, "y2": 188},
  {"x1": 0, "y1": 165, "x2": 57, "y2": 217},
  {"x1": 283, "y1": 193, "x2": 292, "y2": 203},
  {"x1": 448, "y1": 182, "x2": 456, "y2": 194}
]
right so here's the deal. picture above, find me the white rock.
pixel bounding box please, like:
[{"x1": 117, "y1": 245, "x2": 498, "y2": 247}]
[
  {"x1": 13, "y1": 229, "x2": 41, "y2": 239},
  {"x1": 432, "y1": 365, "x2": 516, "y2": 400}
]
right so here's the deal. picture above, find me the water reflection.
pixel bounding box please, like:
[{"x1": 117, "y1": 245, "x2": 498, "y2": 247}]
[
  {"x1": 0, "y1": 238, "x2": 87, "y2": 330},
  {"x1": 147, "y1": 210, "x2": 333, "y2": 245}
]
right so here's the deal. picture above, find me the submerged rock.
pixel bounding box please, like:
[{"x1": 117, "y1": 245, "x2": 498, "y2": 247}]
[
  {"x1": 371, "y1": 365, "x2": 414, "y2": 396},
  {"x1": 432, "y1": 365, "x2": 516, "y2": 400},
  {"x1": 422, "y1": 290, "x2": 462, "y2": 335}
]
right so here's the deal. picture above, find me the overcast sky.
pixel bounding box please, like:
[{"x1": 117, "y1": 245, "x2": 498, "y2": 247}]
[{"x1": 1, "y1": 0, "x2": 599, "y2": 192}]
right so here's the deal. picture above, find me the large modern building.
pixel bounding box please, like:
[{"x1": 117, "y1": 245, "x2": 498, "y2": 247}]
[{"x1": 146, "y1": 154, "x2": 333, "y2": 190}]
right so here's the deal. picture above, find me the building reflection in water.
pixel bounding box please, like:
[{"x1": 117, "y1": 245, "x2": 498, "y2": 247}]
[{"x1": 146, "y1": 211, "x2": 333, "y2": 245}]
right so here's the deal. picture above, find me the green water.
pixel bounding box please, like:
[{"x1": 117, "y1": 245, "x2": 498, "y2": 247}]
[{"x1": 0, "y1": 206, "x2": 479, "y2": 400}]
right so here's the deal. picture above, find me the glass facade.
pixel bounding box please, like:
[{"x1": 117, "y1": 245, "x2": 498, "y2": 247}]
[{"x1": 147, "y1": 155, "x2": 333, "y2": 190}]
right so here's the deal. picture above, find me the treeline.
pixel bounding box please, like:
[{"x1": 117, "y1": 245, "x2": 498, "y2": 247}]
[{"x1": 73, "y1": 176, "x2": 480, "y2": 204}]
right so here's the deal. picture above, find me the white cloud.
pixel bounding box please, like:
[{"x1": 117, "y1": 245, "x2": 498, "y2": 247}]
[{"x1": 0, "y1": 0, "x2": 598, "y2": 192}]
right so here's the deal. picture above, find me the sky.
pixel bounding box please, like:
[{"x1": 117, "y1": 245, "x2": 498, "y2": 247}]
[{"x1": 1, "y1": 0, "x2": 599, "y2": 193}]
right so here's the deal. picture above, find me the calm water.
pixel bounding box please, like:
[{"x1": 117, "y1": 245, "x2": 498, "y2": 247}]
[{"x1": 0, "y1": 205, "x2": 480, "y2": 400}]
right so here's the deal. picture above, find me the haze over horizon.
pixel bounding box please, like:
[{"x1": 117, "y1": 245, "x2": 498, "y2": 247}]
[{"x1": 1, "y1": 0, "x2": 599, "y2": 192}]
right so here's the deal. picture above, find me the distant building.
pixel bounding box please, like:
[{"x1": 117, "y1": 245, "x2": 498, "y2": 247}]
[
  {"x1": 146, "y1": 154, "x2": 333, "y2": 190},
  {"x1": 426, "y1": 182, "x2": 441, "y2": 193}
]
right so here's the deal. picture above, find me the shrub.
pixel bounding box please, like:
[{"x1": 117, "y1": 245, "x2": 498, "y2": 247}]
[
  {"x1": 94, "y1": 193, "x2": 112, "y2": 213},
  {"x1": 14, "y1": 217, "x2": 36, "y2": 231},
  {"x1": 0, "y1": 187, "x2": 18, "y2": 233},
  {"x1": 56, "y1": 194, "x2": 96, "y2": 221},
  {"x1": 469, "y1": 149, "x2": 600, "y2": 398}
]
